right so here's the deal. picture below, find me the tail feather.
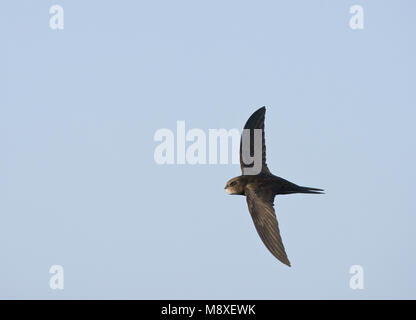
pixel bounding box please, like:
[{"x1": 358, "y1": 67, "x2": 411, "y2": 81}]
[{"x1": 296, "y1": 186, "x2": 325, "y2": 194}]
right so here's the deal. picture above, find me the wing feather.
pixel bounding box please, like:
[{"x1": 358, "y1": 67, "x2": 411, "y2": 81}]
[
  {"x1": 245, "y1": 185, "x2": 291, "y2": 266},
  {"x1": 239, "y1": 107, "x2": 271, "y2": 175}
]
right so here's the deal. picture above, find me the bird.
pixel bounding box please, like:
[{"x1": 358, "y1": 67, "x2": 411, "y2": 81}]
[{"x1": 224, "y1": 106, "x2": 323, "y2": 266}]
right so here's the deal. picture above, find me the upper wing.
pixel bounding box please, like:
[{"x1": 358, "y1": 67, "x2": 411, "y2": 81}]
[
  {"x1": 239, "y1": 106, "x2": 271, "y2": 175},
  {"x1": 245, "y1": 184, "x2": 291, "y2": 266}
]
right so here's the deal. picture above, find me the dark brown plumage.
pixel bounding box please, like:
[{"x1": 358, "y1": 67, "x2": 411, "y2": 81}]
[{"x1": 225, "y1": 107, "x2": 323, "y2": 266}]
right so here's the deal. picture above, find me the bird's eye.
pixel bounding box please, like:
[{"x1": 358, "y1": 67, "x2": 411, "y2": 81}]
[{"x1": 230, "y1": 181, "x2": 237, "y2": 187}]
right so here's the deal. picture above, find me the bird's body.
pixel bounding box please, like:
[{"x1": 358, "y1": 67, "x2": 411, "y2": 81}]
[
  {"x1": 225, "y1": 107, "x2": 323, "y2": 267},
  {"x1": 226, "y1": 173, "x2": 323, "y2": 196}
]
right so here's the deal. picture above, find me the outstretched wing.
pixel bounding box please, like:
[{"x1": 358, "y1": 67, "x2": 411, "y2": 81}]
[
  {"x1": 245, "y1": 184, "x2": 291, "y2": 266},
  {"x1": 239, "y1": 106, "x2": 271, "y2": 175}
]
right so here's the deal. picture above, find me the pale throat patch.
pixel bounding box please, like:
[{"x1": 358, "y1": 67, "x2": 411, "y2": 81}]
[{"x1": 225, "y1": 188, "x2": 233, "y2": 194}]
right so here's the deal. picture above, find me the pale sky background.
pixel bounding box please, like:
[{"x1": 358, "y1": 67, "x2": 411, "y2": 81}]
[{"x1": 1, "y1": 1, "x2": 415, "y2": 299}]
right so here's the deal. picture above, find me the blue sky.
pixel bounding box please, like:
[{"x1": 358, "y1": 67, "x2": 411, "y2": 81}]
[{"x1": 1, "y1": 0, "x2": 416, "y2": 299}]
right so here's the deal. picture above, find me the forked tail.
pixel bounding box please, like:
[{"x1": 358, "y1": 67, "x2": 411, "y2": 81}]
[{"x1": 295, "y1": 186, "x2": 325, "y2": 194}]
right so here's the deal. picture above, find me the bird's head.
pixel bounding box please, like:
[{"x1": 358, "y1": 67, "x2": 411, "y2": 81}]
[{"x1": 225, "y1": 177, "x2": 245, "y2": 195}]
